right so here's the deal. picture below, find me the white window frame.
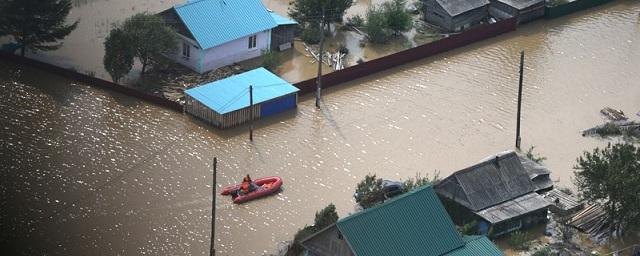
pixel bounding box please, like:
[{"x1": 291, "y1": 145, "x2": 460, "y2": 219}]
[
  {"x1": 248, "y1": 35, "x2": 257, "y2": 49},
  {"x1": 182, "y1": 42, "x2": 191, "y2": 59}
]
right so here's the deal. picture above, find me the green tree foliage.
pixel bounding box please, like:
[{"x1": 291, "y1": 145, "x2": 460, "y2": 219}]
[
  {"x1": 288, "y1": 0, "x2": 353, "y2": 27},
  {"x1": 261, "y1": 50, "x2": 280, "y2": 72},
  {"x1": 532, "y1": 246, "x2": 558, "y2": 256},
  {"x1": 508, "y1": 231, "x2": 530, "y2": 250},
  {"x1": 355, "y1": 172, "x2": 440, "y2": 209},
  {"x1": 0, "y1": 0, "x2": 78, "y2": 57},
  {"x1": 300, "y1": 22, "x2": 322, "y2": 44},
  {"x1": 121, "y1": 13, "x2": 177, "y2": 74},
  {"x1": 287, "y1": 204, "x2": 339, "y2": 256},
  {"x1": 365, "y1": 0, "x2": 412, "y2": 43},
  {"x1": 402, "y1": 171, "x2": 440, "y2": 192},
  {"x1": 574, "y1": 143, "x2": 640, "y2": 233},
  {"x1": 458, "y1": 220, "x2": 478, "y2": 235},
  {"x1": 366, "y1": 6, "x2": 391, "y2": 44},
  {"x1": 103, "y1": 28, "x2": 134, "y2": 83},
  {"x1": 354, "y1": 174, "x2": 385, "y2": 209},
  {"x1": 381, "y1": 0, "x2": 412, "y2": 35},
  {"x1": 525, "y1": 146, "x2": 547, "y2": 164}
]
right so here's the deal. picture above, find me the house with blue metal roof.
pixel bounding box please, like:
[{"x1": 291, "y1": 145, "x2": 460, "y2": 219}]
[
  {"x1": 184, "y1": 67, "x2": 299, "y2": 128},
  {"x1": 300, "y1": 185, "x2": 503, "y2": 256},
  {"x1": 160, "y1": 0, "x2": 297, "y2": 74}
]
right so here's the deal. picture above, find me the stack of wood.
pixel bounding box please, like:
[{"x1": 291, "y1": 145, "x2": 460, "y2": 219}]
[
  {"x1": 303, "y1": 43, "x2": 347, "y2": 71},
  {"x1": 566, "y1": 204, "x2": 620, "y2": 242},
  {"x1": 601, "y1": 107, "x2": 627, "y2": 121}
]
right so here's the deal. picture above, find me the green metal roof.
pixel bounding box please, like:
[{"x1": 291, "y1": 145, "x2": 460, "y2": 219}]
[
  {"x1": 336, "y1": 185, "x2": 466, "y2": 256},
  {"x1": 444, "y1": 236, "x2": 504, "y2": 256}
]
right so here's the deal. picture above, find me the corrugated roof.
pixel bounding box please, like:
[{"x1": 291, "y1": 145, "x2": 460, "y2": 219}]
[
  {"x1": 475, "y1": 192, "x2": 551, "y2": 224},
  {"x1": 435, "y1": 0, "x2": 490, "y2": 16},
  {"x1": 445, "y1": 236, "x2": 504, "y2": 256},
  {"x1": 270, "y1": 12, "x2": 297, "y2": 26},
  {"x1": 435, "y1": 151, "x2": 535, "y2": 211},
  {"x1": 496, "y1": 0, "x2": 544, "y2": 10},
  {"x1": 174, "y1": 0, "x2": 277, "y2": 49},
  {"x1": 184, "y1": 68, "x2": 299, "y2": 114},
  {"x1": 336, "y1": 185, "x2": 465, "y2": 256}
]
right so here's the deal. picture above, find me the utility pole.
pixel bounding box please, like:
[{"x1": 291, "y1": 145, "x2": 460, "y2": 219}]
[
  {"x1": 249, "y1": 85, "x2": 254, "y2": 141},
  {"x1": 210, "y1": 157, "x2": 217, "y2": 256},
  {"x1": 315, "y1": 6, "x2": 326, "y2": 109},
  {"x1": 515, "y1": 51, "x2": 524, "y2": 150}
]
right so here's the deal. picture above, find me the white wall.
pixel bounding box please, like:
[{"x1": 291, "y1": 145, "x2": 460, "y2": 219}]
[
  {"x1": 200, "y1": 30, "x2": 270, "y2": 73},
  {"x1": 169, "y1": 34, "x2": 202, "y2": 73},
  {"x1": 169, "y1": 30, "x2": 271, "y2": 74}
]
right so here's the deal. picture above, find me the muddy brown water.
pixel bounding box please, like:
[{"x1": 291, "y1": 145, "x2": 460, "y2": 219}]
[{"x1": 2, "y1": 0, "x2": 640, "y2": 255}]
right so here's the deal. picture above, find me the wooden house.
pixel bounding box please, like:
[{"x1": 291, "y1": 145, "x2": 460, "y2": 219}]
[
  {"x1": 300, "y1": 185, "x2": 502, "y2": 256},
  {"x1": 160, "y1": 0, "x2": 295, "y2": 74},
  {"x1": 489, "y1": 0, "x2": 545, "y2": 24},
  {"x1": 269, "y1": 12, "x2": 297, "y2": 51},
  {"x1": 422, "y1": 0, "x2": 490, "y2": 32},
  {"x1": 435, "y1": 151, "x2": 551, "y2": 237},
  {"x1": 184, "y1": 68, "x2": 299, "y2": 128}
]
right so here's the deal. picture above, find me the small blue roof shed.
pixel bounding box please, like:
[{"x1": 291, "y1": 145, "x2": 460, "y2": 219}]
[{"x1": 184, "y1": 68, "x2": 299, "y2": 128}]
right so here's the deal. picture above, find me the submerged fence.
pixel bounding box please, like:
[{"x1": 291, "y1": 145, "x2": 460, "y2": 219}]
[
  {"x1": 294, "y1": 17, "x2": 518, "y2": 94},
  {"x1": 1, "y1": 17, "x2": 518, "y2": 112},
  {"x1": 0, "y1": 51, "x2": 183, "y2": 111}
]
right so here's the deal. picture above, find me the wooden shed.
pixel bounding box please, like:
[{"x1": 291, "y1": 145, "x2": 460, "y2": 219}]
[
  {"x1": 422, "y1": 0, "x2": 490, "y2": 32},
  {"x1": 435, "y1": 151, "x2": 552, "y2": 237},
  {"x1": 269, "y1": 12, "x2": 298, "y2": 51},
  {"x1": 184, "y1": 68, "x2": 299, "y2": 128},
  {"x1": 489, "y1": 0, "x2": 545, "y2": 24}
]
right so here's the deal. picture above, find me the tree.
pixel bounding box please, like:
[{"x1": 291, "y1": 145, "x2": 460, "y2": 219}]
[
  {"x1": 287, "y1": 204, "x2": 339, "y2": 256},
  {"x1": 365, "y1": 6, "x2": 391, "y2": 44},
  {"x1": 381, "y1": 0, "x2": 412, "y2": 35},
  {"x1": 574, "y1": 143, "x2": 640, "y2": 234},
  {"x1": 288, "y1": 0, "x2": 353, "y2": 30},
  {"x1": 121, "y1": 13, "x2": 177, "y2": 74},
  {"x1": 0, "y1": 0, "x2": 78, "y2": 57},
  {"x1": 103, "y1": 28, "x2": 134, "y2": 83},
  {"x1": 354, "y1": 174, "x2": 385, "y2": 209}
]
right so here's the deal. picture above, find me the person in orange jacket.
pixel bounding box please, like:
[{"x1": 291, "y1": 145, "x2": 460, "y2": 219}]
[{"x1": 240, "y1": 174, "x2": 257, "y2": 195}]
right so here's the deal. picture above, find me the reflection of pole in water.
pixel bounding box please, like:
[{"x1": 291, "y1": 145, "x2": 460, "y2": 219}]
[
  {"x1": 210, "y1": 157, "x2": 217, "y2": 256},
  {"x1": 250, "y1": 85, "x2": 254, "y2": 141},
  {"x1": 316, "y1": 6, "x2": 326, "y2": 108},
  {"x1": 515, "y1": 51, "x2": 524, "y2": 150}
]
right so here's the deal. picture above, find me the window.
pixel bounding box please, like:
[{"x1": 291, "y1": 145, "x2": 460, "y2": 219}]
[
  {"x1": 248, "y1": 35, "x2": 257, "y2": 49},
  {"x1": 182, "y1": 42, "x2": 190, "y2": 59}
]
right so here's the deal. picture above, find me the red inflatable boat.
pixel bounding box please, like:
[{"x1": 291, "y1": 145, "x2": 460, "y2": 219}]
[{"x1": 221, "y1": 176, "x2": 283, "y2": 204}]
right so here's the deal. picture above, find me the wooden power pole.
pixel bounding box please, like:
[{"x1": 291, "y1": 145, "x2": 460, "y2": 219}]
[
  {"x1": 315, "y1": 7, "x2": 326, "y2": 109},
  {"x1": 210, "y1": 157, "x2": 217, "y2": 256},
  {"x1": 249, "y1": 85, "x2": 254, "y2": 141},
  {"x1": 515, "y1": 51, "x2": 524, "y2": 150}
]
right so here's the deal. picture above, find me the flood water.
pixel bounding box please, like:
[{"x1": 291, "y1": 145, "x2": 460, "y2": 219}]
[{"x1": 2, "y1": 0, "x2": 640, "y2": 255}]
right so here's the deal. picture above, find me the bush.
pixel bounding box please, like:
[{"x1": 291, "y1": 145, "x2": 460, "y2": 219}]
[
  {"x1": 261, "y1": 50, "x2": 280, "y2": 72},
  {"x1": 458, "y1": 220, "x2": 478, "y2": 235},
  {"x1": 354, "y1": 174, "x2": 385, "y2": 209},
  {"x1": 508, "y1": 231, "x2": 530, "y2": 250},
  {"x1": 525, "y1": 146, "x2": 547, "y2": 164},
  {"x1": 347, "y1": 14, "x2": 365, "y2": 27},
  {"x1": 596, "y1": 122, "x2": 622, "y2": 136},
  {"x1": 382, "y1": 0, "x2": 412, "y2": 34},
  {"x1": 402, "y1": 171, "x2": 440, "y2": 192},
  {"x1": 366, "y1": 6, "x2": 391, "y2": 43},
  {"x1": 301, "y1": 22, "x2": 321, "y2": 44},
  {"x1": 287, "y1": 204, "x2": 339, "y2": 256},
  {"x1": 532, "y1": 246, "x2": 557, "y2": 256}
]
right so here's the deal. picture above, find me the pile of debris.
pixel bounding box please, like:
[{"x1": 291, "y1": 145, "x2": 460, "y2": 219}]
[
  {"x1": 565, "y1": 203, "x2": 623, "y2": 243},
  {"x1": 582, "y1": 107, "x2": 640, "y2": 137},
  {"x1": 303, "y1": 43, "x2": 347, "y2": 71},
  {"x1": 141, "y1": 63, "x2": 246, "y2": 104}
]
